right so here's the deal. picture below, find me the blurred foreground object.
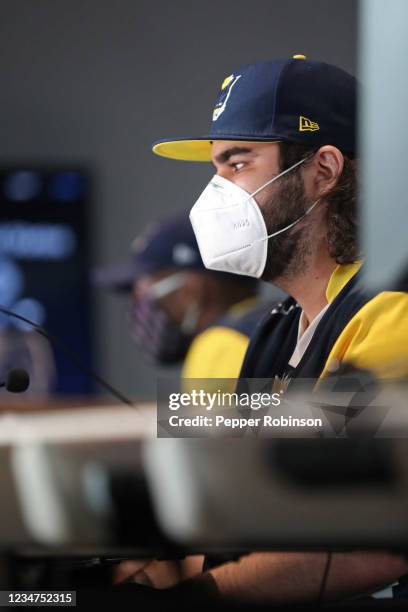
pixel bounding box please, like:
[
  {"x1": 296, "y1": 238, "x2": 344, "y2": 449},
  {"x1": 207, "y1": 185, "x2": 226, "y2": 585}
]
[{"x1": 361, "y1": 0, "x2": 408, "y2": 290}]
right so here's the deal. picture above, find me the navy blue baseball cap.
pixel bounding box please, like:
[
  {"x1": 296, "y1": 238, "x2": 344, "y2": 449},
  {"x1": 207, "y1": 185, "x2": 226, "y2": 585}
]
[
  {"x1": 152, "y1": 55, "x2": 356, "y2": 161},
  {"x1": 93, "y1": 209, "x2": 258, "y2": 291}
]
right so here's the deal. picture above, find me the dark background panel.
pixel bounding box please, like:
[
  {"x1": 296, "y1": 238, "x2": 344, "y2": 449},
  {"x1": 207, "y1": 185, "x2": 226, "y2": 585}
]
[{"x1": 0, "y1": 0, "x2": 357, "y2": 399}]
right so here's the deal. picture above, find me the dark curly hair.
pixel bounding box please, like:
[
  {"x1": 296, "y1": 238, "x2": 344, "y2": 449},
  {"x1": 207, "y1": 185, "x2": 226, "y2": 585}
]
[{"x1": 278, "y1": 142, "x2": 359, "y2": 264}]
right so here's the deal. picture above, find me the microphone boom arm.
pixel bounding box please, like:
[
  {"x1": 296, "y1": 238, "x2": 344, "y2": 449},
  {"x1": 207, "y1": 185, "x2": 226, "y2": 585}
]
[{"x1": 0, "y1": 305, "x2": 135, "y2": 407}]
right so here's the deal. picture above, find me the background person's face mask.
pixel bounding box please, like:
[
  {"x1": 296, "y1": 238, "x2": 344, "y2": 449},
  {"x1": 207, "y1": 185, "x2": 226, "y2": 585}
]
[
  {"x1": 128, "y1": 272, "x2": 200, "y2": 365},
  {"x1": 189, "y1": 155, "x2": 320, "y2": 278}
]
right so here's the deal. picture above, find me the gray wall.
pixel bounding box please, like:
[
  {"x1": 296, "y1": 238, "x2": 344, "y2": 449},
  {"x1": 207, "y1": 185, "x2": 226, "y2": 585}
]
[{"x1": 0, "y1": 0, "x2": 357, "y2": 399}]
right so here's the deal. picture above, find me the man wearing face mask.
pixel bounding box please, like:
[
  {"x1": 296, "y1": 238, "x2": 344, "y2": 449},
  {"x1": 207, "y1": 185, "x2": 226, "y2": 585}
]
[
  {"x1": 94, "y1": 209, "x2": 274, "y2": 377},
  {"x1": 141, "y1": 56, "x2": 408, "y2": 603}
]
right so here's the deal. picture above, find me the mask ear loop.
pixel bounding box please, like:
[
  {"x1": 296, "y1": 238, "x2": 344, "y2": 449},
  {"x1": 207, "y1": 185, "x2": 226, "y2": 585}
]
[
  {"x1": 249, "y1": 154, "x2": 311, "y2": 200},
  {"x1": 202, "y1": 154, "x2": 312, "y2": 214},
  {"x1": 148, "y1": 271, "x2": 200, "y2": 334},
  {"x1": 180, "y1": 300, "x2": 201, "y2": 334},
  {"x1": 148, "y1": 271, "x2": 190, "y2": 300},
  {"x1": 258, "y1": 197, "x2": 322, "y2": 242},
  {"x1": 251, "y1": 150, "x2": 321, "y2": 242},
  {"x1": 226, "y1": 152, "x2": 317, "y2": 211}
]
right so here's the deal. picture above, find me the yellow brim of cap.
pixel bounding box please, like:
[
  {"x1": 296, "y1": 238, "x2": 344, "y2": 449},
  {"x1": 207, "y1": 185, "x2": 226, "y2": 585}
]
[
  {"x1": 152, "y1": 139, "x2": 213, "y2": 162},
  {"x1": 152, "y1": 138, "x2": 282, "y2": 162}
]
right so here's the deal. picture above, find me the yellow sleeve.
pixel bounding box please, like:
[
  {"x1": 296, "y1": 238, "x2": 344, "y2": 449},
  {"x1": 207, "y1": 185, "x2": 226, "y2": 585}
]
[
  {"x1": 182, "y1": 326, "x2": 250, "y2": 379},
  {"x1": 322, "y1": 292, "x2": 408, "y2": 379}
]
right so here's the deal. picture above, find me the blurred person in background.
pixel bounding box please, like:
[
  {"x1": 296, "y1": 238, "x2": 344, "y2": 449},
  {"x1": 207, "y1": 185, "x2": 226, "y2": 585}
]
[{"x1": 94, "y1": 209, "x2": 278, "y2": 380}]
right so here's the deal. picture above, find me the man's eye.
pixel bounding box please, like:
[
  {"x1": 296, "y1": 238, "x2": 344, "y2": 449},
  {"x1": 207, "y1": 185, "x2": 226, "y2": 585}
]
[{"x1": 231, "y1": 161, "x2": 245, "y2": 171}]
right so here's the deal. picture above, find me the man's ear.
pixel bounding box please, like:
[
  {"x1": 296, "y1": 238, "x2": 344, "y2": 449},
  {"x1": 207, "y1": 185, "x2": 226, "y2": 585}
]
[{"x1": 313, "y1": 145, "x2": 344, "y2": 197}]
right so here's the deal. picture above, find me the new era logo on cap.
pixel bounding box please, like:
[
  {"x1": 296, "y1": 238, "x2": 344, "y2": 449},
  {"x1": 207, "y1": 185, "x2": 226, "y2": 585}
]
[{"x1": 299, "y1": 116, "x2": 320, "y2": 132}]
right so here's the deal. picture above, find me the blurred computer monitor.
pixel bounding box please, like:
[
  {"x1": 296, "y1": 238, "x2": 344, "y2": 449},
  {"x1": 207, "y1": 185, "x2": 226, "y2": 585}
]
[{"x1": 0, "y1": 166, "x2": 94, "y2": 395}]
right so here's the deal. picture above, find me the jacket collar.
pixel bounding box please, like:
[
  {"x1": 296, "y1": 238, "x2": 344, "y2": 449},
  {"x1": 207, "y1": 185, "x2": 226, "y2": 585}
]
[{"x1": 325, "y1": 261, "x2": 363, "y2": 304}]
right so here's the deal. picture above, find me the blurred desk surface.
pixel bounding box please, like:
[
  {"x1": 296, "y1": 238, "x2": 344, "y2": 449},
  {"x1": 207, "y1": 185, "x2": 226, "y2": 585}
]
[
  {"x1": 0, "y1": 396, "x2": 153, "y2": 414},
  {"x1": 0, "y1": 399, "x2": 156, "y2": 444}
]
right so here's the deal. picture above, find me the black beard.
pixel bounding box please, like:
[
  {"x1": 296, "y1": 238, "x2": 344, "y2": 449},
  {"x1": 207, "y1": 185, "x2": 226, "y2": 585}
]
[{"x1": 260, "y1": 174, "x2": 312, "y2": 283}]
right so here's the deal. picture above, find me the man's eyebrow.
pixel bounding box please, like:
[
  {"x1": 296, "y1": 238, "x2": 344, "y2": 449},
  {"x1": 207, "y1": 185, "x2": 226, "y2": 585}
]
[{"x1": 214, "y1": 146, "x2": 253, "y2": 164}]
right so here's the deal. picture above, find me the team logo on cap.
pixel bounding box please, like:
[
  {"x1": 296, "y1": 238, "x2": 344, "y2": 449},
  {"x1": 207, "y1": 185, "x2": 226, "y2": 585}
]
[
  {"x1": 299, "y1": 116, "x2": 320, "y2": 132},
  {"x1": 212, "y1": 74, "x2": 241, "y2": 121}
]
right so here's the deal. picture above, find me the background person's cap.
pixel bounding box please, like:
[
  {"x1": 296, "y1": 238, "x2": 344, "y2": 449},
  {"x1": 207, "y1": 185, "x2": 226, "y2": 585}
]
[
  {"x1": 93, "y1": 209, "x2": 258, "y2": 291},
  {"x1": 152, "y1": 55, "x2": 357, "y2": 162}
]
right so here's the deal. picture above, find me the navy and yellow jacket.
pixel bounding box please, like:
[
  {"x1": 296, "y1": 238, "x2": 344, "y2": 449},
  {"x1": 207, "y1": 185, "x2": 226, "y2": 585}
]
[
  {"x1": 204, "y1": 264, "x2": 408, "y2": 575},
  {"x1": 239, "y1": 262, "x2": 408, "y2": 381}
]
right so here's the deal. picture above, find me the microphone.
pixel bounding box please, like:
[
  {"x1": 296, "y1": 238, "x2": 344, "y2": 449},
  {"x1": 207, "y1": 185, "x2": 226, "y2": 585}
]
[
  {"x1": 0, "y1": 305, "x2": 134, "y2": 407},
  {"x1": 0, "y1": 368, "x2": 30, "y2": 393}
]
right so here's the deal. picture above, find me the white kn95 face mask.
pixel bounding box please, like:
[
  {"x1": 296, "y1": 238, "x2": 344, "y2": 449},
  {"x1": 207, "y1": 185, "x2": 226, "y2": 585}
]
[{"x1": 189, "y1": 155, "x2": 320, "y2": 278}]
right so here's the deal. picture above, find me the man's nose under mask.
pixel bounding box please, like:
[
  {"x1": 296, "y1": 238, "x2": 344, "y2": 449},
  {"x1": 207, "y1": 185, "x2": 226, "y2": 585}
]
[{"x1": 189, "y1": 155, "x2": 320, "y2": 278}]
